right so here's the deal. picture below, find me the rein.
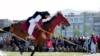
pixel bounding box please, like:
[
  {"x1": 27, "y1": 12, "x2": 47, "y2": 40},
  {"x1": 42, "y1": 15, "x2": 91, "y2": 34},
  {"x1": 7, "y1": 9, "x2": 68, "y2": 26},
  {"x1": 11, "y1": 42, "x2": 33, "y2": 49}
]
[{"x1": 40, "y1": 28, "x2": 76, "y2": 45}]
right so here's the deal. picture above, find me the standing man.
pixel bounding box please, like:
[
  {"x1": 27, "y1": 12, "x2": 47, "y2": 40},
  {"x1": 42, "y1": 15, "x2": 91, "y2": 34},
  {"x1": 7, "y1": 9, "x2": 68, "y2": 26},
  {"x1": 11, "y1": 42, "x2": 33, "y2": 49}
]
[{"x1": 90, "y1": 33, "x2": 98, "y2": 54}]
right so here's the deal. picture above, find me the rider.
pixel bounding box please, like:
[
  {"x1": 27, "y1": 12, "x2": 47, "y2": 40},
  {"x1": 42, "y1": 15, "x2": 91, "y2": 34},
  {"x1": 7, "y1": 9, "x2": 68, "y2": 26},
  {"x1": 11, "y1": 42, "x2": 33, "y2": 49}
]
[{"x1": 26, "y1": 11, "x2": 51, "y2": 39}]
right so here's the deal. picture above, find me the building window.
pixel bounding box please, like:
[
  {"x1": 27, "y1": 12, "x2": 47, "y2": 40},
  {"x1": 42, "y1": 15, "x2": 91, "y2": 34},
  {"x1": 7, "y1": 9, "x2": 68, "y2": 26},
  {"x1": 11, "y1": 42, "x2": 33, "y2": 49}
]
[
  {"x1": 74, "y1": 18, "x2": 78, "y2": 23},
  {"x1": 79, "y1": 18, "x2": 84, "y2": 23},
  {"x1": 79, "y1": 24, "x2": 83, "y2": 32},
  {"x1": 69, "y1": 18, "x2": 73, "y2": 23},
  {"x1": 73, "y1": 18, "x2": 84, "y2": 23}
]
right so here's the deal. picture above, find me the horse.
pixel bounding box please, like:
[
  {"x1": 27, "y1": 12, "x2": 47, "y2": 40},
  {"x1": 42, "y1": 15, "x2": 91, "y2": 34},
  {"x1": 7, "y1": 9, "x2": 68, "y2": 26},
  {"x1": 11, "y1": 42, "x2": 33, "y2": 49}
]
[{"x1": 2, "y1": 12, "x2": 70, "y2": 56}]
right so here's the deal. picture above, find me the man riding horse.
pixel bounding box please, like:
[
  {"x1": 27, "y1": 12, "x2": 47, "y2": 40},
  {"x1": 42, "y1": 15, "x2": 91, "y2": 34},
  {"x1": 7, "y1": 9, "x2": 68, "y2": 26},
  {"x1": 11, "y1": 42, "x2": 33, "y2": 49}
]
[
  {"x1": 26, "y1": 11, "x2": 51, "y2": 40},
  {"x1": 1, "y1": 11, "x2": 70, "y2": 56}
]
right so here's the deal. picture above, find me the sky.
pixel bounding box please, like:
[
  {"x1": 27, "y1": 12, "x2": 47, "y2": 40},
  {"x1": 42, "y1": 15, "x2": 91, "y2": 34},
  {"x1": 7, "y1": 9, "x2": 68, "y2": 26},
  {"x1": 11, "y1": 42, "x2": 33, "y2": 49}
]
[{"x1": 0, "y1": 0, "x2": 100, "y2": 20}]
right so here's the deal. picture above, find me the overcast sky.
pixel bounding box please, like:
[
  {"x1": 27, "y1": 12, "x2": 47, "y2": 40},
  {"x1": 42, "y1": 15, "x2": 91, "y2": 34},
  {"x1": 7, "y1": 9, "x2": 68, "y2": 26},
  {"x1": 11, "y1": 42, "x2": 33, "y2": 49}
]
[{"x1": 0, "y1": 0, "x2": 100, "y2": 20}]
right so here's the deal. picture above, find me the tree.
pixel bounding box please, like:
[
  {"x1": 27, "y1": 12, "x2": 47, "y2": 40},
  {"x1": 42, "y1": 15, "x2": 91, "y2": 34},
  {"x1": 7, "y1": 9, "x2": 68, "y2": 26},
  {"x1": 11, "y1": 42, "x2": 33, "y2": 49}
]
[
  {"x1": 90, "y1": 30, "x2": 95, "y2": 34},
  {"x1": 74, "y1": 28, "x2": 80, "y2": 37},
  {"x1": 83, "y1": 23, "x2": 88, "y2": 36}
]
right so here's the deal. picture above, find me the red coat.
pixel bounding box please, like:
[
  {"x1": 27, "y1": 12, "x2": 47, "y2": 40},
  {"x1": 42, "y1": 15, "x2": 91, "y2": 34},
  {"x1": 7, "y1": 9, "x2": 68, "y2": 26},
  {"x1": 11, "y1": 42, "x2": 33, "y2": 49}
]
[
  {"x1": 47, "y1": 40, "x2": 52, "y2": 48},
  {"x1": 93, "y1": 35, "x2": 98, "y2": 44}
]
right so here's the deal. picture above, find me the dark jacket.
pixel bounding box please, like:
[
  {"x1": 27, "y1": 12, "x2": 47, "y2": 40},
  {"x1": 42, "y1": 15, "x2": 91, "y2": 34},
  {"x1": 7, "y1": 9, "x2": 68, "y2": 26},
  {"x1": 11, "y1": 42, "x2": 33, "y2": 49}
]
[{"x1": 26, "y1": 11, "x2": 50, "y2": 27}]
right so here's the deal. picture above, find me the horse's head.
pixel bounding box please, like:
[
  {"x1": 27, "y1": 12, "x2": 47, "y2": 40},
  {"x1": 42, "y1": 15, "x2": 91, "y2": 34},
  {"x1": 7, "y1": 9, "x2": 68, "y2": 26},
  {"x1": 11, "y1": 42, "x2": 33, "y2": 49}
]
[
  {"x1": 55, "y1": 12, "x2": 70, "y2": 27},
  {"x1": 43, "y1": 12, "x2": 70, "y2": 32}
]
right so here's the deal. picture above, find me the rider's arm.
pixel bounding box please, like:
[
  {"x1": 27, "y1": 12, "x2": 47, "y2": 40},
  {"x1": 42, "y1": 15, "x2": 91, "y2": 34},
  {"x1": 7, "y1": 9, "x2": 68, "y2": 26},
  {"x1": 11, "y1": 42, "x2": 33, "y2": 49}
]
[{"x1": 42, "y1": 15, "x2": 54, "y2": 22}]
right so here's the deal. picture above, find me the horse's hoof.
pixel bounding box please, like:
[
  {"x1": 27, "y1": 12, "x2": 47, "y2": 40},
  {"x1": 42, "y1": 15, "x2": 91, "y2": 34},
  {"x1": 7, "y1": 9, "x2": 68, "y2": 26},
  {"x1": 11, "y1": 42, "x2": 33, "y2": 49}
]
[{"x1": 29, "y1": 46, "x2": 34, "y2": 50}]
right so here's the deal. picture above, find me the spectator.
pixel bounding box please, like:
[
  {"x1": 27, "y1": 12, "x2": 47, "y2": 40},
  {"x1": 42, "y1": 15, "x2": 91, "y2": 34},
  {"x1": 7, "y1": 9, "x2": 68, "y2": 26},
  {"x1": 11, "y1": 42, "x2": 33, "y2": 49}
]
[
  {"x1": 89, "y1": 33, "x2": 98, "y2": 54},
  {"x1": 47, "y1": 39, "x2": 54, "y2": 52}
]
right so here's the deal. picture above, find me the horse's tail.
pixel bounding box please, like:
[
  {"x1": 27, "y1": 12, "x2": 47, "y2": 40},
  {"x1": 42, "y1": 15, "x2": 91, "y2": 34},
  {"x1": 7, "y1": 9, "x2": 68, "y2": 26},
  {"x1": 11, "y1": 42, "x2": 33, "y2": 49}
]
[
  {"x1": 0, "y1": 28, "x2": 3, "y2": 31},
  {"x1": 0, "y1": 26, "x2": 11, "y2": 33},
  {"x1": 0, "y1": 28, "x2": 6, "y2": 33}
]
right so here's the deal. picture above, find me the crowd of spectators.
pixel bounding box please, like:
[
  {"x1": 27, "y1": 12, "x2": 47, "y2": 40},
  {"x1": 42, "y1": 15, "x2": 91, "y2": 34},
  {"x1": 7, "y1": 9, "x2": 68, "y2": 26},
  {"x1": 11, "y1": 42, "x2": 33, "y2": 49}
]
[{"x1": 0, "y1": 35, "x2": 100, "y2": 53}]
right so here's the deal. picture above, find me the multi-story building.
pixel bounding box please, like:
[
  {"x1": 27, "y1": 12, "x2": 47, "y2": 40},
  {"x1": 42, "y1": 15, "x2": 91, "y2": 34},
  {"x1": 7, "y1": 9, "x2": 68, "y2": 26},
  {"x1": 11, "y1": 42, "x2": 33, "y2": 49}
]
[
  {"x1": 13, "y1": 20, "x2": 20, "y2": 23},
  {"x1": 0, "y1": 19, "x2": 12, "y2": 28},
  {"x1": 54, "y1": 12, "x2": 100, "y2": 38},
  {"x1": 92, "y1": 12, "x2": 100, "y2": 35},
  {"x1": 66, "y1": 14, "x2": 84, "y2": 37},
  {"x1": 0, "y1": 19, "x2": 12, "y2": 37}
]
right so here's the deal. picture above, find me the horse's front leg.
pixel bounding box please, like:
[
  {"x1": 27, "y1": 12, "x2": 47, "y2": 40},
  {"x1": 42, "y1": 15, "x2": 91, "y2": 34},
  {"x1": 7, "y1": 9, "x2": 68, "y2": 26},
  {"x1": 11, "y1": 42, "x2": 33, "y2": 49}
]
[
  {"x1": 31, "y1": 43, "x2": 39, "y2": 56},
  {"x1": 30, "y1": 45, "x2": 39, "y2": 56},
  {"x1": 12, "y1": 36, "x2": 24, "y2": 56}
]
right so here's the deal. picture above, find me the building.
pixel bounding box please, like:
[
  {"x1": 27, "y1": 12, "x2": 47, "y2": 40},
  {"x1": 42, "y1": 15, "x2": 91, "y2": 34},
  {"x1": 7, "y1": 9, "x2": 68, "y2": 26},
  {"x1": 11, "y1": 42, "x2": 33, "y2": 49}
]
[
  {"x1": 13, "y1": 20, "x2": 20, "y2": 23},
  {"x1": 92, "y1": 12, "x2": 100, "y2": 35},
  {"x1": 0, "y1": 19, "x2": 12, "y2": 28},
  {"x1": 0, "y1": 19, "x2": 12, "y2": 37},
  {"x1": 54, "y1": 12, "x2": 100, "y2": 38},
  {"x1": 66, "y1": 14, "x2": 84, "y2": 37}
]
